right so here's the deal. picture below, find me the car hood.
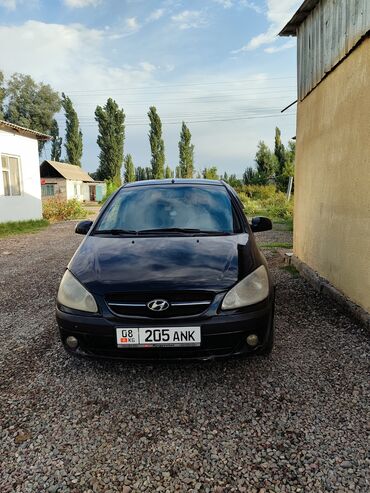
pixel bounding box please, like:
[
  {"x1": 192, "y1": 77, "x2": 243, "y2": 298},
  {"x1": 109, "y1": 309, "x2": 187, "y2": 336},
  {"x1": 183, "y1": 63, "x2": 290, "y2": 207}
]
[{"x1": 68, "y1": 233, "x2": 258, "y2": 295}]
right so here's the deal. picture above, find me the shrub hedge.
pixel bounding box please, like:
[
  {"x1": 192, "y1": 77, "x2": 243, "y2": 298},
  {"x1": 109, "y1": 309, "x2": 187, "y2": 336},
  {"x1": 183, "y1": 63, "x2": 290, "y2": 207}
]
[{"x1": 43, "y1": 198, "x2": 88, "y2": 222}]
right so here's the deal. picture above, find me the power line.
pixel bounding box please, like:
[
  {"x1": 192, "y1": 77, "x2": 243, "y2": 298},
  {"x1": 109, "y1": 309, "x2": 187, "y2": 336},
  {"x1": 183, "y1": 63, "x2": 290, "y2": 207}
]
[
  {"x1": 68, "y1": 86, "x2": 297, "y2": 100},
  {"x1": 56, "y1": 112, "x2": 296, "y2": 127},
  {"x1": 62, "y1": 76, "x2": 296, "y2": 95}
]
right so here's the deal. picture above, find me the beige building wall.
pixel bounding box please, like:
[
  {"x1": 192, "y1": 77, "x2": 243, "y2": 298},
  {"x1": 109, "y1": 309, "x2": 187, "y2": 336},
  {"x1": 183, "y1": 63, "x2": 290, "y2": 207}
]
[{"x1": 294, "y1": 37, "x2": 370, "y2": 312}]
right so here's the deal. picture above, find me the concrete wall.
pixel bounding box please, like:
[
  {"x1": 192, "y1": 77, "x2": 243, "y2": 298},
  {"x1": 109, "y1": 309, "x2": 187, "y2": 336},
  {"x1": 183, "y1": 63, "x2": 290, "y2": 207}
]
[
  {"x1": 0, "y1": 129, "x2": 42, "y2": 223},
  {"x1": 66, "y1": 180, "x2": 84, "y2": 201},
  {"x1": 294, "y1": 37, "x2": 370, "y2": 312}
]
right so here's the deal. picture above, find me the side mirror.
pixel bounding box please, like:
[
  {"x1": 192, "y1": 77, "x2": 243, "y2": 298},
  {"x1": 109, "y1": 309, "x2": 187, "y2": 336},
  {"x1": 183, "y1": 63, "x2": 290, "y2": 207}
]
[
  {"x1": 75, "y1": 220, "x2": 93, "y2": 235},
  {"x1": 250, "y1": 216, "x2": 272, "y2": 233}
]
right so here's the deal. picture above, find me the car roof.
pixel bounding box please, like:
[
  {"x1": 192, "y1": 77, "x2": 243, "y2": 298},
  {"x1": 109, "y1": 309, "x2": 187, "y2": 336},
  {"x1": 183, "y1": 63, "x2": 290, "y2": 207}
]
[{"x1": 123, "y1": 178, "x2": 224, "y2": 188}]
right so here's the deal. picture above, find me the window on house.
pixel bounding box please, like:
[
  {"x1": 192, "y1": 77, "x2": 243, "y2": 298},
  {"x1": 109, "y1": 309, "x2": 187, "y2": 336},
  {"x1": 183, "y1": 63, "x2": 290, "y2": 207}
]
[
  {"x1": 1, "y1": 155, "x2": 22, "y2": 196},
  {"x1": 42, "y1": 184, "x2": 55, "y2": 197}
]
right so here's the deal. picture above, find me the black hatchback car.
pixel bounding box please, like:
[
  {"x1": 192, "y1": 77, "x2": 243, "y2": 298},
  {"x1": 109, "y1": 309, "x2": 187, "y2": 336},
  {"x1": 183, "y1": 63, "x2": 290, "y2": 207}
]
[{"x1": 56, "y1": 179, "x2": 275, "y2": 360}]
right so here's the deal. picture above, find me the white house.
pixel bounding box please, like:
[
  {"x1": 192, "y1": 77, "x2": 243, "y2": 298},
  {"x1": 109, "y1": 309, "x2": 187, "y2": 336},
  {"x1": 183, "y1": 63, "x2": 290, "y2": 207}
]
[
  {"x1": 40, "y1": 160, "x2": 106, "y2": 202},
  {"x1": 0, "y1": 120, "x2": 51, "y2": 223}
]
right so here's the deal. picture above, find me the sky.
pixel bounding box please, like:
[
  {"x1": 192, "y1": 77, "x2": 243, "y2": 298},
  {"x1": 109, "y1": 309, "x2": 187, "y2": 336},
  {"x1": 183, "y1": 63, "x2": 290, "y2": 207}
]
[{"x1": 0, "y1": 0, "x2": 301, "y2": 176}]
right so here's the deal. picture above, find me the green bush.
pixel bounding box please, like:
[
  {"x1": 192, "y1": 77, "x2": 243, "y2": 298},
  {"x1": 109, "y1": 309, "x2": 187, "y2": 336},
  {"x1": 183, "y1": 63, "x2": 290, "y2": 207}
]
[
  {"x1": 100, "y1": 180, "x2": 120, "y2": 204},
  {"x1": 43, "y1": 198, "x2": 88, "y2": 222},
  {"x1": 238, "y1": 184, "x2": 278, "y2": 200},
  {"x1": 236, "y1": 185, "x2": 293, "y2": 222}
]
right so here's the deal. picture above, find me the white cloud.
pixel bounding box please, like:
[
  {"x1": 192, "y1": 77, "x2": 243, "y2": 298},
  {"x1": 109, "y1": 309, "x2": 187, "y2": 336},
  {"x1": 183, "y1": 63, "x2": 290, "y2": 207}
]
[
  {"x1": 264, "y1": 39, "x2": 295, "y2": 53},
  {"x1": 233, "y1": 0, "x2": 300, "y2": 52},
  {"x1": 213, "y1": 0, "x2": 233, "y2": 7},
  {"x1": 138, "y1": 61, "x2": 157, "y2": 73},
  {"x1": 0, "y1": 0, "x2": 38, "y2": 10},
  {"x1": 213, "y1": 0, "x2": 261, "y2": 11},
  {"x1": 0, "y1": 20, "x2": 153, "y2": 92},
  {"x1": 125, "y1": 17, "x2": 139, "y2": 31},
  {"x1": 147, "y1": 8, "x2": 165, "y2": 22},
  {"x1": 64, "y1": 0, "x2": 101, "y2": 7},
  {"x1": 171, "y1": 10, "x2": 207, "y2": 30},
  {"x1": 0, "y1": 0, "x2": 16, "y2": 9}
]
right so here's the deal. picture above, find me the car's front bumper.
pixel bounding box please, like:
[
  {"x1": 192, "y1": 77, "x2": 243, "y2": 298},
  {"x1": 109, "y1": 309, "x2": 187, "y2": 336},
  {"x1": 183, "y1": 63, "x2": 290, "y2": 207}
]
[{"x1": 56, "y1": 294, "x2": 274, "y2": 361}]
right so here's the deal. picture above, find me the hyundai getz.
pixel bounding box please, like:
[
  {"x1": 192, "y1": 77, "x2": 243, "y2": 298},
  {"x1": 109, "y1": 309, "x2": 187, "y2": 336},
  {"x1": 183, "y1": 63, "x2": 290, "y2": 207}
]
[{"x1": 56, "y1": 179, "x2": 275, "y2": 360}]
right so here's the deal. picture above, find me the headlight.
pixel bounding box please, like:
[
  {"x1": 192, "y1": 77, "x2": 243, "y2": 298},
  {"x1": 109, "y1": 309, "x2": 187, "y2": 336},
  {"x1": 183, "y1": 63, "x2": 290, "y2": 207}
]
[
  {"x1": 57, "y1": 270, "x2": 98, "y2": 313},
  {"x1": 221, "y1": 265, "x2": 269, "y2": 310}
]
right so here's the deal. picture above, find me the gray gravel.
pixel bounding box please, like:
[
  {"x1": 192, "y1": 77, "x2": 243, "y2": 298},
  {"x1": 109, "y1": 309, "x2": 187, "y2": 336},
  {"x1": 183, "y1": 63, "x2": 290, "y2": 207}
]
[{"x1": 0, "y1": 222, "x2": 369, "y2": 493}]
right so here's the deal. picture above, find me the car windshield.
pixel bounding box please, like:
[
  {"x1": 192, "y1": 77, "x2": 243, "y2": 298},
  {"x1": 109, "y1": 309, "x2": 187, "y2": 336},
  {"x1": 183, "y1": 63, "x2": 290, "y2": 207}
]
[{"x1": 95, "y1": 184, "x2": 236, "y2": 234}]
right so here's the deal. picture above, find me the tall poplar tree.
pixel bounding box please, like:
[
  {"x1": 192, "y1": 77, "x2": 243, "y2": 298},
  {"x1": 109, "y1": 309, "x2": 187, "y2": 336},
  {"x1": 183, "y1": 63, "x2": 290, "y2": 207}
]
[
  {"x1": 274, "y1": 127, "x2": 286, "y2": 174},
  {"x1": 124, "y1": 154, "x2": 135, "y2": 183},
  {"x1": 50, "y1": 119, "x2": 62, "y2": 161},
  {"x1": 178, "y1": 122, "x2": 194, "y2": 178},
  {"x1": 148, "y1": 106, "x2": 165, "y2": 179},
  {"x1": 165, "y1": 166, "x2": 173, "y2": 178},
  {"x1": 62, "y1": 93, "x2": 83, "y2": 166},
  {"x1": 95, "y1": 98, "x2": 125, "y2": 186}
]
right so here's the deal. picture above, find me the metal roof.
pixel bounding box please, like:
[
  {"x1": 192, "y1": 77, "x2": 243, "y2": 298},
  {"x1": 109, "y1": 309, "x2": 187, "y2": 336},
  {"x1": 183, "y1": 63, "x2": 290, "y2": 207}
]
[
  {"x1": 280, "y1": 0, "x2": 320, "y2": 36},
  {"x1": 0, "y1": 119, "x2": 52, "y2": 141},
  {"x1": 41, "y1": 160, "x2": 95, "y2": 182}
]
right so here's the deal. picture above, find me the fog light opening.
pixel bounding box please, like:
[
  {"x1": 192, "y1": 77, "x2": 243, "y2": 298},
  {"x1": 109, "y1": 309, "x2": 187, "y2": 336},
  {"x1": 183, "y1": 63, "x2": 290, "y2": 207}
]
[
  {"x1": 246, "y1": 334, "x2": 259, "y2": 347},
  {"x1": 66, "y1": 336, "x2": 78, "y2": 350}
]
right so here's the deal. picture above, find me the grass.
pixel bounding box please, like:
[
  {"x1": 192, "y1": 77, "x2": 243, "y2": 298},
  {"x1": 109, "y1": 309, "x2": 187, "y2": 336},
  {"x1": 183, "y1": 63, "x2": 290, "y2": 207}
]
[
  {"x1": 259, "y1": 242, "x2": 293, "y2": 249},
  {"x1": 280, "y1": 265, "x2": 300, "y2": 277},
  {"x1": 0, "y1": 219, "x2": 49, "y2": 238}
]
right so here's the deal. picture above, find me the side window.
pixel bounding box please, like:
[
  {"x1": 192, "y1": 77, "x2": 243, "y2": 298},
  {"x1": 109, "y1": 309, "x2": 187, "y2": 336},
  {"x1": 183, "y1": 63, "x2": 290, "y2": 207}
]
[
  {"x1": 42, "y1": 184, "x2": 55, "y2": 197},
  {"x1": 1, "y1": 155, "x2": 21, "y2": 196}
]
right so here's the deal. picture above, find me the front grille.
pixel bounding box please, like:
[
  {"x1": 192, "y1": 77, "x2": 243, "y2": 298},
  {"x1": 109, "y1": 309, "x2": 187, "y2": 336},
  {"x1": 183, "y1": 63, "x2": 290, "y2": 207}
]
[{"x1": 106, "y1": 291, "x2": 214, "y2": 318}]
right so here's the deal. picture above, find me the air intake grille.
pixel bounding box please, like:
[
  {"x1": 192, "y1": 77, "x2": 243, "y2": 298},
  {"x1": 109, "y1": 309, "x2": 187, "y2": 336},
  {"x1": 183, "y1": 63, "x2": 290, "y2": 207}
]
[{"x1": 106, "y1": 291, "x2": 213, "y2": 318}]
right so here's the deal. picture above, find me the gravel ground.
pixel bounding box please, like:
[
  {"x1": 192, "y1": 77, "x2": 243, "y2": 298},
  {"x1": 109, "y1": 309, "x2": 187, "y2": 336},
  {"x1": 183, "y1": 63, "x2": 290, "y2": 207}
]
[{"x1": 0, "y1": 222, "x2": 369, "y2": 493}]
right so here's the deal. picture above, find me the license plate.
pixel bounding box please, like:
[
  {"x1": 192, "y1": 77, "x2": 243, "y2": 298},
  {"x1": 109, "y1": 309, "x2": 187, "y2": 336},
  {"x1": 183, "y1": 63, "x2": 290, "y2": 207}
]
[{"x1": 116, "y1": 327, "x2": 201, "y2": 348}]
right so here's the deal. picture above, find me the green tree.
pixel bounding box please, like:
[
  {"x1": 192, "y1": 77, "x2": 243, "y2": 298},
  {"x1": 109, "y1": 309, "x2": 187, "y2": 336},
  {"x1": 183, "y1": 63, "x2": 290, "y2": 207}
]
[
  {"x1": 274, "y1": 127, "x2": 286, "y2": 172},
  {"x1": 175, "y1": 166, "x2": 181, "y2": 178},
  {"x1": 124, "y1": 154, "x2": 135, "y2": 183},
  {"x1": 202, "y1": 166, "x2": 219, "y2": 180},
  {"x1": 148, "y1": 106, "x2": 165, "y2": 179},
  {"x1": 62, "y1": 93, "x2": 83, "y2": 167},
  {"x1": 50, "y1": 119, "x2": 62, "y2": 161},
  {"x1": 0, "y1": 71, "x2": 5, "y2": 120},
  {"x1": 178, "y1": 121, "x2": 194, "y2": 178},
  {"x1": 95, "y1": 98, "x2": 125, "y2": 185},
  {"x1": 145, "y1": 167, "x2": 153, "y2": 180},
  {"x1": 278, "y1": 139, "x2": 295, "y2": 190},
  {"x1": 255, "y1": 141, "x2": 277, "y2": 182},
  {"x1": 228, "y1": 174, "x2": 242, "y2": 188},
  {"x1": 5, "y1": 73, "x2": 61, "y2": 152},
  {"x1": 165, "y1": 166, "x2": 173, "y2": 178},
  {"x1": 243, "y1": 167, "x2": 261, "y2": 185},
  {"x1": 135, "y1": 166, "x2": 146, "y2": 181}
]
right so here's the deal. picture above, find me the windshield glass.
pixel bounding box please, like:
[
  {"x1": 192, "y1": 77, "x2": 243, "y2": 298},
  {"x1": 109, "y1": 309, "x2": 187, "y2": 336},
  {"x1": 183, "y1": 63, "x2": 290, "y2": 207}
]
[{"x1": 96, "y1": 185, "x2": 236, "y2": 234}]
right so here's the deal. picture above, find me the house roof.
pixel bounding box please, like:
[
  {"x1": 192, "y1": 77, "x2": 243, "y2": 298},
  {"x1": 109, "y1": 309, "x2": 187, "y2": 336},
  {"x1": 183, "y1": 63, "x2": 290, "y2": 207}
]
[
  {"x1": 41, "y1": 160, "x2": 95, "y2": 182},
  {"x1": 280, "y1": 0, "x2": 320, "y2": 36},
  {"x1": 0, "y1": 119, "x2": 52, "y2": 141}
]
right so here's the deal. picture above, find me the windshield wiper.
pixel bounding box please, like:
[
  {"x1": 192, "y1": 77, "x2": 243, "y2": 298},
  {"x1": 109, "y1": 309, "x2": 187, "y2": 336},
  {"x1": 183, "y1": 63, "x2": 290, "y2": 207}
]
[
  {"x1": 94, "y1": 229, "x2": 137, "y2": 235},
  {"x1": 137, "y1": 228, "x2": 232, "y2": 235}
]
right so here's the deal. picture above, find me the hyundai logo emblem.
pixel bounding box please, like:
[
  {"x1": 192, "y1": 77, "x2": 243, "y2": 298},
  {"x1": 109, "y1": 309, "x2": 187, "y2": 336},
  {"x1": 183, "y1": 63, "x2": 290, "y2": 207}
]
[{"x1": 147, "y1": 299, "x2": 170, "y2": 312}]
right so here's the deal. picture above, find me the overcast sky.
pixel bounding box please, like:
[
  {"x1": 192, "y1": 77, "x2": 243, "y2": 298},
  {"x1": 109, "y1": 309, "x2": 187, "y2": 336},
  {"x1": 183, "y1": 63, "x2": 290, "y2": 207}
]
[{"x1": 0, "y1": 0, "x2": 301, "y2": 176}]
